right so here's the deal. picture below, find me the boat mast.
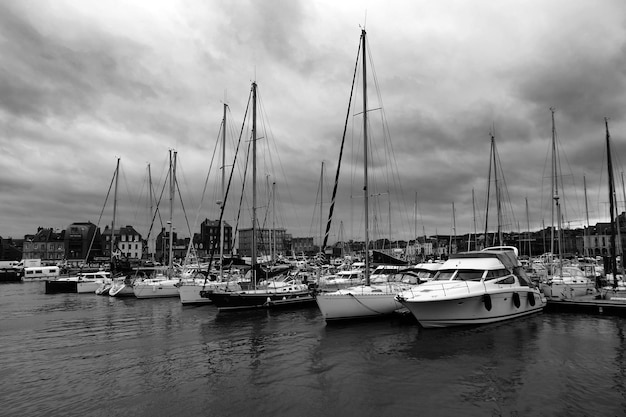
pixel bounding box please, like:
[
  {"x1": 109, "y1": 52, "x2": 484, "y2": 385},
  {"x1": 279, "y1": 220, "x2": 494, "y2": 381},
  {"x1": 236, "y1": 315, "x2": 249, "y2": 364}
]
[
  {"x1": 110, "y1": 157, "x2": 120, "y2": 267},
  {"x1": 550, "y1": 107, "x2": 562, "y2": 275},
  {"x1": 615, "y1": 171, "x2": 626, "y2": 276},
  {"x1": 492, "y1": 133, "x2": 503, "y2": 246},
  {"x1": 320, "y1": 161, "x2": 324, "y2": 254},
  {"x1": 605, "y1": 117, "x2": 618, "y2": 287},
  {"x1": 252, "y1": 82, "x2": 258, "y2": 286},
  {"x1": 272, "y1": 180, "x2": 276, "y2": 261},
  {"x1": 148, "y1": 163, "x2": 155, "y2": 261},
  {"x1": 583, "y1": 175, "x2": 589, "y2": 256},
  {"x1": 361, "y1": 29, "x2": 370, "y2": 285},
  {"x1": 469, "y1": 189, "x2": 476, "y2": 251},
  {"x1": 450, "y1": 202, "x2": 456, "y2": 255},
  {"x1": 484, "y1": 134, "x2": 494, "y2": 247},
  {"x1": 526, "y1": 197, "x2": 531, "y2": 257},
  {"x1": 168, "y1": 150, "x2": 176, "y2": 277},
  {"x1": 220, "y1": 103, "x2": 227, "y2": 281}
]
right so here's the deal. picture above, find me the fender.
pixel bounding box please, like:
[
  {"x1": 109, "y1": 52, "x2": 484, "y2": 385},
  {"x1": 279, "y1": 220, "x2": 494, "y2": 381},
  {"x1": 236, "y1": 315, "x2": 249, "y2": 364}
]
[
  {"x1": 512, "y1": 292, "x2": 521, "y2": 308},
  {"x1": 483, "y1": 293, "x2": 492, "y2": 311}
]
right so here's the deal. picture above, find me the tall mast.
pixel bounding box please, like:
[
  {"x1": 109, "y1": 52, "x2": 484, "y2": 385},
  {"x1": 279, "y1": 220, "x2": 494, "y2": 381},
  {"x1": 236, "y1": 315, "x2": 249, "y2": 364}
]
[
  {"x1": 450, "y1": 202, "x2": 456, "y2": 255},
  {"x1": 583, "y1": 175, "x2": 589, "y2": 256},
  {"x1": 110, "y1": 157, "x2": 120, "y2": 265},
  {"x1": 168, "y1": 150, "x2": 176, "y2": 277},
  {"x1": 415, "y1": 192, "x2": 419, "y2": 259},
  {"x1": 252, "y1": 82, "x2": 258, "y2": 285},
  {"x1": 220, "y1": 103, "x2": 227, "y2": 281},
  {"x1": 361, "y1": 29, "x2": 370, "y2": 285},
  {"x1": 484, "y1": 134, "x2": 494, "y2": 247},
  {"x1": 320, "y1": 161, "x2": 324, "y2": 254},
  {"x1": 492, "y1": 133, "x2": 503, "y2": 246},
  {"x1": 615, "y1": 171, "x2": 626, "y2": 276},
  {"x1": 472, "y1": 189, "x2": 477, "y2": 251},
  {"x1": 148, "y1": 163, "x2": 154, "y2": 261},
  {"x1": 606, "y1": 117, "x2": 617, "y2": 287},
  {"x1": 526, "y1": 197, "x2": 531, "y2": 257},
  {"x1": 272, "y1": 180, "x2": 276, "y2": 261},
  {"x1": 550, "y1": 107, "x2": 562, "y2": 274}
]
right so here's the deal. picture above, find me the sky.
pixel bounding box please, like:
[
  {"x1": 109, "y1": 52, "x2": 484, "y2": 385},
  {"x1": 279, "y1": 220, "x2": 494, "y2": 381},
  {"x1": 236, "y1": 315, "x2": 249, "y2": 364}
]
[{"x1": 2, "y1": 0, "x2": 626, "y2": 249}]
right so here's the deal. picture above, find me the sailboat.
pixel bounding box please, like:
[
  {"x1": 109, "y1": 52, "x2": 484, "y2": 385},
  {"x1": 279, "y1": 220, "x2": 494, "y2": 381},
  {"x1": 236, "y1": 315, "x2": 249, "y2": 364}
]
[
  {"x1": 206, "y1": 82, "x2": 314, "y2": 310},
  {"x1": 600, "y1": 118, "x2": 626, "y2": 300},
  {"x1": 179, "y1": 103, "x2": 244, "y2": 305},
  {"x1": 314, "y1": 29, "x2": 414, "y2": 321},
  {"x1": 46, "y1": 159, "x2": 121, "y2": 294},
  {"x1": 133, "y1": 150, "x2": 181, "y2": 299},
  {"x1": 540, "y1": 108, "x2": 595, "y2": 300}
]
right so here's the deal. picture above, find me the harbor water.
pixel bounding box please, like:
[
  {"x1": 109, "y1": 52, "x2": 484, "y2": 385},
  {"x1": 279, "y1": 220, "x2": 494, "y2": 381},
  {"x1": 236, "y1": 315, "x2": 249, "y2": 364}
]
[{"x1": 1, "y1": 282, "x2": 625, "y2": 417}]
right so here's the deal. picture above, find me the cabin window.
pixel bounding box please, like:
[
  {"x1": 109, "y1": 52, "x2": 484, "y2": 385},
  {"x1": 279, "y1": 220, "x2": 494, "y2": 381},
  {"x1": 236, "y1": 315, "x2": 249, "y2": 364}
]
[
  {"x1": 454, "y1": 270, "x2": 484, "y2": 281},
  {"x1": 433, "y1": 270, "x2": 456, "y2": 281},
  {"x1": 485, "y1": 269, "x2": 509, "y2": 280},
  {"x1": 496, "y1": 275, "x2": 515, "y2": 285}
]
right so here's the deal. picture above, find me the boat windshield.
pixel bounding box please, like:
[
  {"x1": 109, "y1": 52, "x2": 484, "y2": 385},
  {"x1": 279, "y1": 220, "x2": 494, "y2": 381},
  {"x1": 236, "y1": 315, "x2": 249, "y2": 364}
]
[
  {"x1": 433, "y1": 270, "x2": 456, "y2": 281},
  {"x1": 453, "y1": 270, "x2": 484, "y2": 281},
  {"x1": 484, "y1": 269, "x2": 510, "y2": 281}
]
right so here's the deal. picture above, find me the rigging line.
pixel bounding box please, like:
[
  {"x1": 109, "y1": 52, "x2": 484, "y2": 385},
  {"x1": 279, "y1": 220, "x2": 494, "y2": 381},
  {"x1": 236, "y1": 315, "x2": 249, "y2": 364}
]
[
  {"x1": 229, "y1": 90, "x2": 253, "y2": 254},
  {"x1": 131, "y1": 165, "x2": 149, "y2": 230},
  {"x1": 85, "y1": 161, "x2": 118, "y2": 264},
  {"x1": 118, "y1": 162, "x2": 134, "y2": 226},
  {"x1": 190, "y1": 117, "x2": 222, "y2": 239},
  {"x1": 322, "y1": 32, "x2": 362, "y2": 251},
  {"x1": 203, "y1": 93, "x2": 251, "y2": 287},
  {"x1": 145, "y1": 164, "x2": 170, "y2": 244},
  {"x1": 256, "y1": 89, "x2": 303, "y2": 235}
]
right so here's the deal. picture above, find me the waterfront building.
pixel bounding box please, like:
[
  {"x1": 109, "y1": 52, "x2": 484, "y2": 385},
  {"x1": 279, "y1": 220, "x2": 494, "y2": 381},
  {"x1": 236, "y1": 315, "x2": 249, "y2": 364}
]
[
  {"x1": 198, "y1": 218, "x2": 232, "y2": 257},
  {"x1": 101, "y1": 225, "x2": 143, "y2": 260},
  {"x1": 118, "y1": 226, "x2": 143, "y2": 259},
  {"x1": 292, "y1": 236, "x2": 314, "y2": 256},
  {"x1": 65, "y1": 222, "x2": 103, "y2": 262},
  {"x1": 238, "y1": 227, "x2": 286, "y2": 257},
  {"x1": 0, "y1": 236, "x2": 22, "y2": 261},
  {"x1": 22, "y1": 227, "x2": 65, "y2": 262}
]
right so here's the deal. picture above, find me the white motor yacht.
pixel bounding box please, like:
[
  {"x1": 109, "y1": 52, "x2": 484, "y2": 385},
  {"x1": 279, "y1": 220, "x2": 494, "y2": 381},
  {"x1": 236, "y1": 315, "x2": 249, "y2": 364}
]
[{"x1": 396, "y1": 247, "x2": 546, "y2": 328}]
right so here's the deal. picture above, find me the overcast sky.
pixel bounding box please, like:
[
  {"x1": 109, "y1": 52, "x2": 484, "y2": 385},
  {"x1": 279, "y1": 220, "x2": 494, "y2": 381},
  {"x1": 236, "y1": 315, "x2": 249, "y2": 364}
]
[{"x1": 2, "y1": 0, "x2": 626, "y2": 249}]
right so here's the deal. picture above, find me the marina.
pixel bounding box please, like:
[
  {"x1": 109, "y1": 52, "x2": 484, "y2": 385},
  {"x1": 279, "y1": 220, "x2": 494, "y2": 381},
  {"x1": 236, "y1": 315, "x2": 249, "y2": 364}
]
[
  {"x1": 2, "y1": 280, "x2": 626, "y2": 417},
  {"x1": 3, "y1": 3, "x2": 626, "y2": 416}
]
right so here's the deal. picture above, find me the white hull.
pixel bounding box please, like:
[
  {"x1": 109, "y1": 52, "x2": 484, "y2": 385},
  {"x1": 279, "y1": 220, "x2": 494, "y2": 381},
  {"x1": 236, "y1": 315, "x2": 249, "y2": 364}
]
[
  {"x1": 315, "y1": 283, "x2": 410, "y2": 321},
  {"x1": 541, "y1": 282, "x2": 595, "y2": 300},
  {"x1": 133, "y1": 280, "x2": 180, "y2": 299},
  {"x1": 109, "y1": 283, "x2": 135, "y2": 297},
  {"x1": 77, "y1": 281, "x2": 102, "y2": 294},
  {"x1": 178, "y1": 284, "x2": 212, "y2": 305},
  {"x1": 399, "y1": 289, "x2": 545, "y2": 328}
]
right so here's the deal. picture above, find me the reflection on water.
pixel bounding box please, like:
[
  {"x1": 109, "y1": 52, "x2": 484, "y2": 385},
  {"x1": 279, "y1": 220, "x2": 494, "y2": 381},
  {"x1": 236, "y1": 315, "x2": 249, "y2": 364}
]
[{"x1": 1, "y1": 282, "x2": 626, "y2": 416}]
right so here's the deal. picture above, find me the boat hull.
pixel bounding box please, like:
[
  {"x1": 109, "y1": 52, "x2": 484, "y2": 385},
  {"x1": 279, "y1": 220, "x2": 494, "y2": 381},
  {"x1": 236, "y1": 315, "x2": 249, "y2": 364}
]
[
  {"x1": 315, "y1": 284, "x2": 408, "y2": 321},
  {"x1": 77, "y1": 281, "x2": 101, "y2": 294},
  {"x1": 133, "y1": 280, "x2": 180, "y2": 299},
  {"x1": 399, "y1": 290, "x2": 545, "y2": 328},
  {"x1": 541, "y1": 283, "x2": 595, "y2": 300},
  {"x1": 45, "y1": 280, "x2": 77, "y2": 294},
  {"x1": 178, "y1": 284, "x2": 213, "y2": 305},
  {"x1": 108, "y1": 284, "x2": 135, "y2": 297},
  {"x1": 208, "y1": 288, "x2": 314, "y2": 311}
]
